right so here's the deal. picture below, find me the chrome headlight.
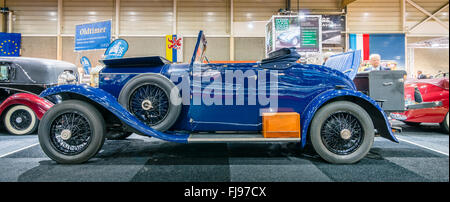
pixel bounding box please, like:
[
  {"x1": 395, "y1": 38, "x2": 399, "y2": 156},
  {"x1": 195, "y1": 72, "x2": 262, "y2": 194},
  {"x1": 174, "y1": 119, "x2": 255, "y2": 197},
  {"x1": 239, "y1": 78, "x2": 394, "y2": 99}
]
[{"x1": 58, "y1": 71, "x2": 77, "y2": 85}]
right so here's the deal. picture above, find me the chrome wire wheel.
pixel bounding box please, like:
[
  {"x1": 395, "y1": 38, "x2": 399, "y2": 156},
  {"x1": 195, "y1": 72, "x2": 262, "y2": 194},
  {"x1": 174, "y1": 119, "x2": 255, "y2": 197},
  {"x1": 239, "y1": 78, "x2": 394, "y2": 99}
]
[
  {"x1": 49, "y1": 112, "x2": 92, "y2": 155},
  {"x1": 310, "y1": 101, "x2": 374, "y2": 164},
  {"x1": 118, "y1": 74, "x2": 182, "y2": 132},
  {"x1": 39, "y1": 100, "x2": 106, "y2": 164},
  {"x1": 129, "y1": 84, "x2": 170, "y2": 126},
  {"x1": 320, "y1": 112, "x2": 364, "y2": 155}
]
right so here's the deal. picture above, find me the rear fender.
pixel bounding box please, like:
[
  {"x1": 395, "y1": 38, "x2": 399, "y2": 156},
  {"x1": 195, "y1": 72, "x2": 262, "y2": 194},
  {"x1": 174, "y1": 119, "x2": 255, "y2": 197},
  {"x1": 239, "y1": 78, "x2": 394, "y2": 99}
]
[
  {"x1": 40, "y1": 84, "x2": 189, "y2": 143},
  {"x1": 301, "y1": 89, "x2": 398, "y2": 148},
  {"x1": 0, "y1": 93, "x2": 54, "y2": 119}
]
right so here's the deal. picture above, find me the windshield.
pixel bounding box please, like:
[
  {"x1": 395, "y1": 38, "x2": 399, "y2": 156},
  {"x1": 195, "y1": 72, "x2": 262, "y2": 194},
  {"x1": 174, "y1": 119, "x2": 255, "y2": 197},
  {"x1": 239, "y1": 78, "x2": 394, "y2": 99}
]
[
  {"x1": 0, "y1": 64, "x2": 9, "y2": 81},
  {"x1": 434, "y1": 72, "x2": 449, "y2": 78}
]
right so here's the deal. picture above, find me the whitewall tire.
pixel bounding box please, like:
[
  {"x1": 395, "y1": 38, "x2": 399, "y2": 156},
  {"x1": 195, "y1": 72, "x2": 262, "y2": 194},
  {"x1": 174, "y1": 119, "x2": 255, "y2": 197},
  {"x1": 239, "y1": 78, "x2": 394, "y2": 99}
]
[{"x1": 3, "y1": 105, "x2": 38, "y2": 135}]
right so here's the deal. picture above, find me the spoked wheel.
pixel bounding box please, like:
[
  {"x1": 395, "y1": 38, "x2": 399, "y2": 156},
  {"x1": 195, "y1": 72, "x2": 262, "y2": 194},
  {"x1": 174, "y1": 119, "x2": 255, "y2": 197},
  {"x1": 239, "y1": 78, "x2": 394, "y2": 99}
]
[
  {"x1": 3, "y1": 105, "x2": 38, "y2": 135},
  {"x1": 310, "y1": 101, "x2": 374, "y2": 164},
  {"x1": 320, "y1": 112, "x2": 364, "y2": 155},
  {"x1": 129, "y1": 84, "x2": 170, "y2": 126},
  {"x1": 118, "y1": 74, "x2": 181, "y2": 131},
  {"x1": 38, "y1": 100, "x2": 105, "y2": 164},
  {"x1": 49, "y1": 112, "x2": 92, "y2": 155}
]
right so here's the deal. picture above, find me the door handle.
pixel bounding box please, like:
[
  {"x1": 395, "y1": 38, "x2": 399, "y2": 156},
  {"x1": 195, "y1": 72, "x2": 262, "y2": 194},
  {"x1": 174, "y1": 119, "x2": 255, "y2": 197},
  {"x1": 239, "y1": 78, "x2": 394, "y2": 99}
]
[{"x1": 383, "y1": 82, "x2": 393, "y2": 86}]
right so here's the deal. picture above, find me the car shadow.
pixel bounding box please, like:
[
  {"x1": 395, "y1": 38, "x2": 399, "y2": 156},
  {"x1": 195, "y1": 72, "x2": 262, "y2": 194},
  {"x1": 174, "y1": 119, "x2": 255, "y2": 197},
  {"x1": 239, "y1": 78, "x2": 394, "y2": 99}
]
[
  {"x1": 397, "y1": 123, "x2": 446, "y2": 134},
  {"x1": 15, "y1": 136, "x2": 443, "y2": 182}
]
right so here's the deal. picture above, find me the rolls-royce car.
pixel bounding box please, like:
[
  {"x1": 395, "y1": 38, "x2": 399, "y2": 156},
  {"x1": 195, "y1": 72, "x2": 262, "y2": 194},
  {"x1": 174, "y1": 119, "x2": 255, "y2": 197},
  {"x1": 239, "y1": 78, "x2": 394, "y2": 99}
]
[{"x1": 37, "y1": 31, "x2": 398, "y2": 164}]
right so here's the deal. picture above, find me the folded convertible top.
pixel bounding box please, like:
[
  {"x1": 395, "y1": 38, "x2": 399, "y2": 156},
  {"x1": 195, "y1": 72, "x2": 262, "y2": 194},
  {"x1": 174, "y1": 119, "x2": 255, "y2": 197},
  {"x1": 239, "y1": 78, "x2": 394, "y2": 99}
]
[
  {"x1": 260, "y1": 47, "x2": 301, "y2": 69},
  {"x1": 324, "y1": 50, "x2": 361, "y2": 80},
  {"x1": 100, "y1": 56, "x2": 172, "y2": 68}
]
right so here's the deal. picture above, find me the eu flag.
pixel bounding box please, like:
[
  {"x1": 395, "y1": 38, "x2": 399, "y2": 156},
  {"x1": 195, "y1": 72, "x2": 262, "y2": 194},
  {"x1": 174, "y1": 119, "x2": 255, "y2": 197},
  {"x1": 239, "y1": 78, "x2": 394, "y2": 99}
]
[{"x1": 0, "y1": 33, "x2": 21, "y2": 57}]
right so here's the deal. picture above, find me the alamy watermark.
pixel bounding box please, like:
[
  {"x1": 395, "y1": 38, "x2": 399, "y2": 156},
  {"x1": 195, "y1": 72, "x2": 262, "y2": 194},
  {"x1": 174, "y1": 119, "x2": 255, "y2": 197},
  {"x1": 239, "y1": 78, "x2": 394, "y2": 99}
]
[{"x1": 169, "y1": 66, "x2": 279, "y2": 114}]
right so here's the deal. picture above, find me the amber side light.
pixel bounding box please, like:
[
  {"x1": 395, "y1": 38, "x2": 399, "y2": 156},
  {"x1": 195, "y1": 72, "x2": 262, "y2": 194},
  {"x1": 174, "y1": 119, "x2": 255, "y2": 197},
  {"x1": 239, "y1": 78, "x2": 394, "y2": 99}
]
[{"x1": 262, "y1": 112, "x2": 301, "y2": 138}]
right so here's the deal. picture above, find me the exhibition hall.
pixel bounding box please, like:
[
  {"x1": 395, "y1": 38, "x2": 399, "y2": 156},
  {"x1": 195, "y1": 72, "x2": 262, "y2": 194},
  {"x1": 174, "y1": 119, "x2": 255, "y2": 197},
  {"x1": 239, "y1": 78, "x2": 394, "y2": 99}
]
[{"x1": 0, "y1": 0, "x2": 448, "y2": 190}]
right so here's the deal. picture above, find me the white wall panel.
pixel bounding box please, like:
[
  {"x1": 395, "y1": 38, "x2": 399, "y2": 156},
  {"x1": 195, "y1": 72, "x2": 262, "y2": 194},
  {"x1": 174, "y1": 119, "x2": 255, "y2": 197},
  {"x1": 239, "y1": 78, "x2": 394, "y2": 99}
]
[
  {"x1": 177, "y1": 0, "x2": 230, "y2": 35},
  {"x1": 291, "y1": 0, "x2": 341, "y2": 13},
  {"x1": 233, "y1": 21, "x2": 266, "y2": 37},
  {"x1": 62, "y1": 0, "x2": 115, "y2": 35},
  {"x1": 6, "y1": 0, "x2": 58, "y2": 34},
  {"x1": 120, "y1": 0, "x2": 173, "y2": 35},
  {"x1": 413, "y1": 48, "x2": 449, "y2": 75},
  {"x1": 347, "y1": 0, "x2": 402, "y2": 32},
  {"x1": 407, "y1": 21, "x2": 449, "y2": 35},
  {"x1": 21, "y1": 36, "x2": 57, "y2": 59},
  {"x1": 234, "y1": 0, "x2": 284, "y2": 22}
]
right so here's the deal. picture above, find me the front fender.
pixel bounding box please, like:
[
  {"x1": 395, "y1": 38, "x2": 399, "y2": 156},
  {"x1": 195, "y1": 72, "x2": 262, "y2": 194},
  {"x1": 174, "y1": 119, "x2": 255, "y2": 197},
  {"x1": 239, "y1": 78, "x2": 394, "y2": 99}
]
[
  {"x1": 40, "y1": 84, "x2": 189, "y2": 143},
  {"x1": 0, "y1": 93, "x2": 54, "y2": 119},
  {"x1": 300, "y1": 89, "x2": 398, "y2": 148}
]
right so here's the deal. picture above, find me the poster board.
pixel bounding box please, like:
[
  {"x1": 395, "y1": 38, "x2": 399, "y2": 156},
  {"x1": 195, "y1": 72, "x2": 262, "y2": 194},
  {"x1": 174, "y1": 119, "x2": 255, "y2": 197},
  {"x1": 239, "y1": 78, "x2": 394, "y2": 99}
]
[
  {"x1": 265, "y1": 15, "x2": 322, "y2": 57},
  {"x1": 75, "y1": 20, "x2": 112, "y2": 51}
]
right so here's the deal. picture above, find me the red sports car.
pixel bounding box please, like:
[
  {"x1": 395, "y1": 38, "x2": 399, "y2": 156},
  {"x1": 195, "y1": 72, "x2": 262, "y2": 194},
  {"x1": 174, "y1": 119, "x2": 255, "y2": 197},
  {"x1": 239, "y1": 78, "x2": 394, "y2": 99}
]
[{"x1": 391, "y1": 75, "x2": 449, "y2": 133}]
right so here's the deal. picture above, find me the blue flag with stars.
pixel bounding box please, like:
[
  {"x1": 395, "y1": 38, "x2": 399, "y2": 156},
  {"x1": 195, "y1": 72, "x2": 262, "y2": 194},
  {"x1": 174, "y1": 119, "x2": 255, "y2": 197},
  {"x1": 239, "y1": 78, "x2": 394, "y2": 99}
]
[{"x1": 0, "y1": 33, "x2": 21, "y2": 57}]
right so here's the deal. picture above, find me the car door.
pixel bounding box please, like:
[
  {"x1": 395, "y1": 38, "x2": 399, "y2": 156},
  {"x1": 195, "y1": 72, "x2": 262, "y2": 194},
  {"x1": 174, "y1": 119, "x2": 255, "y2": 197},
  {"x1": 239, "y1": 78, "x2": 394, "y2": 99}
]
[{"x1": 188, "y1": 62, "x2": 262, "y2": 132}]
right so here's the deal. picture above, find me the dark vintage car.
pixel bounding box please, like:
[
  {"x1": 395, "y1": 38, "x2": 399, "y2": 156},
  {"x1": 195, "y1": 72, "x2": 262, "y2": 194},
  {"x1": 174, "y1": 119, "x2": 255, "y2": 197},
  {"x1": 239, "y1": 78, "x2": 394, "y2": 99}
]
[
  {"x1": 37, "y1": 31, "x2": 398, "y2": 164},
  {"x1": 0, "y1": 57, "x2": 78, "y2": 135}
]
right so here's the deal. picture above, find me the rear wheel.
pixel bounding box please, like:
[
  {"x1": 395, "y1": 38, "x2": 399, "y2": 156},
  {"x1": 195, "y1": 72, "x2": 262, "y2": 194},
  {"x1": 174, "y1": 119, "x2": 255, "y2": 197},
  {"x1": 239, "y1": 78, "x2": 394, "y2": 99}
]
[
  {"x1": 3, "y1": 105, "x2": 38, "y2": 135},
  {"x1": 38, "y1": 100, "x2": 106, "y2": 164},
  {"x1": 309, "y1": 101, "x2": 374, "y2": 164},
  {"x1": 440, "y1": 112, "x2": 449, "y2": 134}
]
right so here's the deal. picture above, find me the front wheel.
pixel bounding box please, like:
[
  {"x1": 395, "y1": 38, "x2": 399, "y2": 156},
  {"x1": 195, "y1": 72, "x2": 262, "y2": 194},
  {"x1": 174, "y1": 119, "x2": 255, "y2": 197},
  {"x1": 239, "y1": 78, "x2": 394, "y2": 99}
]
[
  {"x1": 38, "y1": 100, "x2": 106, "y2": 164},
  {"x1": 309, "y1": 101, "x2": 374, "y2": 164},
  {"x1": 3, "y1": 105, "x2": 38, "y2": 135},
  {"x1": 440, "y1": 112, "x2": 449, "y2": 134}
]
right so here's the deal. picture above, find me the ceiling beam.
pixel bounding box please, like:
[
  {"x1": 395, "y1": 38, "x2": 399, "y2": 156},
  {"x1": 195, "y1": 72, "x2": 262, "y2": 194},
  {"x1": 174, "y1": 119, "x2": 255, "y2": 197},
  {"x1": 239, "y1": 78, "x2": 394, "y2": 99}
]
[{"x1": 406, "y1": 0, "x2": 449, "y2": 31}]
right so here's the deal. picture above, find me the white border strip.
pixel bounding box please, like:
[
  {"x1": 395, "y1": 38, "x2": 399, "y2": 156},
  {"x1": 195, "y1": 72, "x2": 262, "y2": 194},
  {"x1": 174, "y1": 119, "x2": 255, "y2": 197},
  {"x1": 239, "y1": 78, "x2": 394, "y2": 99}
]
[
  {"x1": 397, "y1": 137, "x2": 449, "y2": 156},
  {"x1": 0, "y1": 143, "x2": 40, "y2": 158}
]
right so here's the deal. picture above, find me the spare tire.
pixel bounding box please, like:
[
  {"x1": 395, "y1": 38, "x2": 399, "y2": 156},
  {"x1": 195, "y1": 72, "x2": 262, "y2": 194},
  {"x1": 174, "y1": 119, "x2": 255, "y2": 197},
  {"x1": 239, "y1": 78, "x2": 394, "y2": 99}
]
[{"x1": 118, "y1": 74, "x2": 181, "y2": 131}]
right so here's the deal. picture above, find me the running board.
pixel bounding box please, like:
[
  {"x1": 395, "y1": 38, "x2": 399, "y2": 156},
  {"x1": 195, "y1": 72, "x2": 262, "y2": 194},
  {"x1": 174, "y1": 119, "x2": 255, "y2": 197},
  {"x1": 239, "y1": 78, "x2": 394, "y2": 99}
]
[{"x1": 187, "y1": 133, "x2": 301, "y2": 143}]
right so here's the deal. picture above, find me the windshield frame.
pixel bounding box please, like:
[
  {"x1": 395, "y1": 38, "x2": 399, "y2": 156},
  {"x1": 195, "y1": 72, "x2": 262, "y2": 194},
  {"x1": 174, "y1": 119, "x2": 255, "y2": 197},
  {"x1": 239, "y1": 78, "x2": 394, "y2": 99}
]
[{"x1": 190, "y1": 31, "x2": 208, "y2": 68}]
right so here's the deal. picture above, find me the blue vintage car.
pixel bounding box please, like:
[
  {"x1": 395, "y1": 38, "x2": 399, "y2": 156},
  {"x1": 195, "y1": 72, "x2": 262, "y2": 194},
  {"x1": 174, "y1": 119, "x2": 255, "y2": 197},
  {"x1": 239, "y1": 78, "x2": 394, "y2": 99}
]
[{"x1": 37, "y1": 31, "x2": 398, "y2": 164}]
